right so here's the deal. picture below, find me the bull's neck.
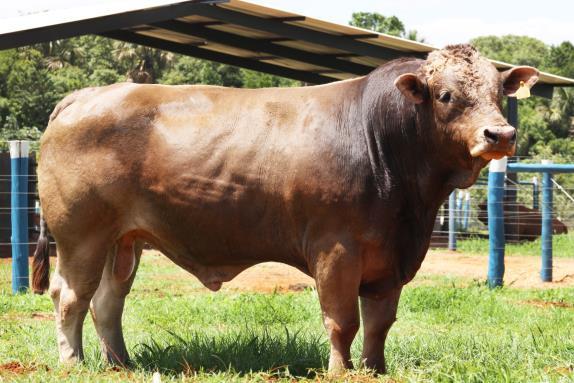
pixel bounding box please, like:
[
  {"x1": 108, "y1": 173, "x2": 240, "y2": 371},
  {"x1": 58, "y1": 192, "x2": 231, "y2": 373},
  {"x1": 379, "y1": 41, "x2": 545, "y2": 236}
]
[{"x1": 359, "y1": 91, "x2": 454, "y2": 215}]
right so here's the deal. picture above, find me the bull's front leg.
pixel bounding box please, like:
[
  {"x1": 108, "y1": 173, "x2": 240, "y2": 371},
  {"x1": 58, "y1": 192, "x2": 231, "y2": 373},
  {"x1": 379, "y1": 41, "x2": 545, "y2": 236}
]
[
  {"x1": 313, "y1": 239, "x2": 362, "y2": 373},
  {"x1": 359, "y1": 287, "x2": 402, "y2": 373}
]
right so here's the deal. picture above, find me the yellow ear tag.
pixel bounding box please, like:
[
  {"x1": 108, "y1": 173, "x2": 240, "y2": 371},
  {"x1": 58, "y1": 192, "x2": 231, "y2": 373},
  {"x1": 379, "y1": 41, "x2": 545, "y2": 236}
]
[{"x1": 515, "y1": 80, "x2": 530, "y2": 99}]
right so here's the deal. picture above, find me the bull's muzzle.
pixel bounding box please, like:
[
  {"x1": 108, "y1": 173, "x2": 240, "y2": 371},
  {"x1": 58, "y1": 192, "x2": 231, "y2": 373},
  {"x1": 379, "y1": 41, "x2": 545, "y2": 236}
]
[
  {"x1": 470, "y1": 125, "x2": 517, "y2": 160},
  {"x1": 483, "y1": 126, "x2": 516, "y2": 146}
]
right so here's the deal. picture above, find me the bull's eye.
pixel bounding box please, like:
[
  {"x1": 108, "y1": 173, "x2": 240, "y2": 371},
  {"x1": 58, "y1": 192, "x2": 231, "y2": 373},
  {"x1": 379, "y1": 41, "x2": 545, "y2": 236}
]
[{"x1": 438, "y1": 91, "x2": 451, "y2": 103}]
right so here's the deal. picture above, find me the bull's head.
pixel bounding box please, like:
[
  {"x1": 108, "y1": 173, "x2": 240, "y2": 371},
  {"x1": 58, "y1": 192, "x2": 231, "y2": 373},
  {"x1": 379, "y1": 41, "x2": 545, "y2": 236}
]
[{"x1": 394, "y1": 45, "x2": 538, "y2": 162}]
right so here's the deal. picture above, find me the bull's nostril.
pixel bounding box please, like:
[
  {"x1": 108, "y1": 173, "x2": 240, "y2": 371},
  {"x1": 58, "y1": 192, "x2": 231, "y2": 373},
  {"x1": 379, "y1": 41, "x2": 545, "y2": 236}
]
[
  {"x1": 510, "y1": 130, "x2": 517, "y2": 144},
  {"x1": 484, "y1": 129, "x2": 498, "y2": 144}
]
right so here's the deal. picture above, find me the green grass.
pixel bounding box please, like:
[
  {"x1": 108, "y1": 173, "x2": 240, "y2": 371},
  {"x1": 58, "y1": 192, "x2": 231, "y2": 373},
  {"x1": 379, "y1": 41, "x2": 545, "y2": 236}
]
[
  {"x1": 1, "y1": 255, "x2": 573, "y2": 382},
  {"x1": 458, "y1": 232, "x2": 574, "y2": 257}
]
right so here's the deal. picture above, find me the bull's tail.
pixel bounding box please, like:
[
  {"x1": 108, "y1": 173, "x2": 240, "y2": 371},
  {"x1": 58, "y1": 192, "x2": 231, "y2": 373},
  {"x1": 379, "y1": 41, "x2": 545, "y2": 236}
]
[{"x1": 32, "y1": 213, "x2": 51, "y2": 294}]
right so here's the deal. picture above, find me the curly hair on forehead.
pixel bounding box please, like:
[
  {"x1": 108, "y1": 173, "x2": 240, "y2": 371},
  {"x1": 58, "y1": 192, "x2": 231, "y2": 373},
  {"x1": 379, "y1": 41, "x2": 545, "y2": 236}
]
[{"x1": 421, "y1": 44, "x2": 484, "y2": 86}]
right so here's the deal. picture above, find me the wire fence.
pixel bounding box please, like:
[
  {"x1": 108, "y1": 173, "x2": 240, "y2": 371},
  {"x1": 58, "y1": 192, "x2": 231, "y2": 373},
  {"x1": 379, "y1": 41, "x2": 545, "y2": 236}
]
[
  {"x1": 432, "y1": 163, "x2": 574, "y2": 258},
  {"x1": 0, "y1": 154, "x2": 572, "y2": 258}
]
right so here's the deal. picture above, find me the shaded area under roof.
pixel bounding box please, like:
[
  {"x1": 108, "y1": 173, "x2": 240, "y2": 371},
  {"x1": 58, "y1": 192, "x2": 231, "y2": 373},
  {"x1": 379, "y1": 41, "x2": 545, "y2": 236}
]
[{"x1": 1, "y1": 0, "x2": 573, "y2": 98}]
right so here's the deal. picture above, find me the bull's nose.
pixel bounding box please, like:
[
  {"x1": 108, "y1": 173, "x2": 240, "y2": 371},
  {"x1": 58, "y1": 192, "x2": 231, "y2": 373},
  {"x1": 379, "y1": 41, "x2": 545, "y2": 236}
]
[{"x1": 483, "y1": 126, "x2": 516, "y2": 145}]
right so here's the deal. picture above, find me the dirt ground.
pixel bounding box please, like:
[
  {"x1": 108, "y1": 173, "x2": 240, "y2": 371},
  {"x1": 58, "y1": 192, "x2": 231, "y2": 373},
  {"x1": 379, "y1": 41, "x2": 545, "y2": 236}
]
[
  {"x1": 3, "y1": 250, "x2": 573, "y2": 292},
  {"x1": 220, "y1": 250, "x2": 574, "y2": 292}
]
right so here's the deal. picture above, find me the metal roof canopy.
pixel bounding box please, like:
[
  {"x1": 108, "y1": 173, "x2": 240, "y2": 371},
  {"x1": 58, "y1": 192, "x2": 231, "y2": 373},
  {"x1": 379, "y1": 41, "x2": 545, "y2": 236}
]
[{"x1": 1, "y1": 0, "x2": 574, "y2": 98}]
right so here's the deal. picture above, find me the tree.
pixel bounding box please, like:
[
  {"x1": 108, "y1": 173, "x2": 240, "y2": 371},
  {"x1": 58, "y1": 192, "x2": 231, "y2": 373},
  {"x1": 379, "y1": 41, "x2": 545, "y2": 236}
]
[
  {"x1": 6, "y1": 49, "x2": 58, "y2": 130},
  {"x1": 349, "y1": 12, "x2": 424, "y2": 42},
  {"x1": 545, "y1": 41, "x2": 574, "y2": 78},
  {"x1": 112, "y1": 41, "x2": 175, "y2": 83},
  {"x1": 160, "y1": 56, "x2": 243, "y2": 87},
  {"x1": 35, "y1": 40, "x2": 86, "y2": 70},
  {"x1": 241, "y1": 69, "x2": 298, "y2": 88},
  {"x1": 545, "y1": 41, "x2": 574, "y2": 140},
  {"x1": 470, "y1": 35, "x2": 549, "y2": 69}
]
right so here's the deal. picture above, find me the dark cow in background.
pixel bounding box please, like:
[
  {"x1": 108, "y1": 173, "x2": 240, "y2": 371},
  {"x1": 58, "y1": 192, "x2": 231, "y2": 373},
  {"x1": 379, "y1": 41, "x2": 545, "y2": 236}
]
[
  {"x1": 478, "y1": 202, "x2": 568, "y2": 242},
  {"x1": 33, "y1": 45, "x2": 538, "y2": 373}
]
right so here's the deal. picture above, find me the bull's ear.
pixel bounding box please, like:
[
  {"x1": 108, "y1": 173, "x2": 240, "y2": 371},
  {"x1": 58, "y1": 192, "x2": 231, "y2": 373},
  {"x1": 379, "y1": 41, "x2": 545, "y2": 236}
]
[
  {"x1": 394, "y1": 73, "x2": 425, "y2": 104},
  {"x1": 501, "y1": 66, "x2": 539, "y2": 96}
]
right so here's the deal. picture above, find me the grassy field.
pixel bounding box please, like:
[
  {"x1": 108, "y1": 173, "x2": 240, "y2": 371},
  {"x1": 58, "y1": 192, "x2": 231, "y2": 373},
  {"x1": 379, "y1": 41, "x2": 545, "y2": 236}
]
[
  {"x1": 458, "y1": 232, "x2": 574, "y2": 257},
  {"x1": 1, "y1": 250, "x2": 573, "y2": 382}
]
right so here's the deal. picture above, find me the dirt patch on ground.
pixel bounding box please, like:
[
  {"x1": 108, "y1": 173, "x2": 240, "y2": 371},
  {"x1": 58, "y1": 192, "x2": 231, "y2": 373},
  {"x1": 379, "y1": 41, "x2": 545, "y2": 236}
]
[
  {"x1": 30, "y1": 312, "x2": 54, "y2": 320},
  {"x1": 521, "y1": 299, "x2": 574, "y2": 309},
  {"x1": 1, "y1": 311, "x2": 54, "y2": 322},
  {"x1": 0, "y1": 362, "x2": 28, "y2": 374},
  {"x1": 0, "y1": 361, "x2": 45, "y2": 375},
  {"x1": 204, "y1": 250, "x2": 574, "y2": 292},
  {"x1": 5, "y1": 250, "x2": 573, "y2": 294},
  {"x1": 421, "y1": 251, "x2": 574, "y2": 289},
  {"x1": 223, "y1": 262, "x2": 314, "y2": 293}
]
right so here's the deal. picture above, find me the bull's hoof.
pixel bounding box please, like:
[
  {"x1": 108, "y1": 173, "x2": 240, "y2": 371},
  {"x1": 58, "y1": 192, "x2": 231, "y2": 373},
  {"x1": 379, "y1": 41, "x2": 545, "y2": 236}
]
[
  {"x1": 327, "y1": 360, "x2": 354, "y2": 376},
  {"x1": 59, "y1": 353, "x2": 83, "y2": 365},
  {"x1": 105, "y1": 349, "x2": 130, "y2": 367},
  {"x1": 360, "y1": 358, "x2": 386, "y2": 375}
]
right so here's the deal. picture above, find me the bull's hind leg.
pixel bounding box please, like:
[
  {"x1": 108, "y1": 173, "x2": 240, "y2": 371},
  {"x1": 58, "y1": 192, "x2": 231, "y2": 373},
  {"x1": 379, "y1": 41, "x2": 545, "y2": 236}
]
[
  {"x1": 359, "y1": 288, "x2": 402, "y2": 373},
  {"x1": 49, "y1": 241, "x2": 108, "y2": 363},
  {"x1": 90, "y1": 239, "x2": 143, "y2": 364}
]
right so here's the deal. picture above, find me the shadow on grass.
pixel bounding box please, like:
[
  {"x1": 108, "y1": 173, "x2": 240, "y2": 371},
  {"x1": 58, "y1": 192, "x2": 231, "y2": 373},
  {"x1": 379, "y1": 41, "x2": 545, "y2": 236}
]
[{"x1": 131, "y1": 328, "x2": 329, "y2": 377}]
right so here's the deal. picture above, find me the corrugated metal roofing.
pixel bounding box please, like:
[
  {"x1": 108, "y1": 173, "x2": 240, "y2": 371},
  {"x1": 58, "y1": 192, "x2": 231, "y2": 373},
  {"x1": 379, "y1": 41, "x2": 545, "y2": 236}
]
[{"x1": 1, "y1": 0, "x2": 573, "y2": 96}]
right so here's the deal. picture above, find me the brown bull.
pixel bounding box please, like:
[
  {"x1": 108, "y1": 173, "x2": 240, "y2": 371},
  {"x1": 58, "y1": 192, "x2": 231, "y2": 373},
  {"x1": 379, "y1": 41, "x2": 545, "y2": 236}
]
[
  {"x1": 477, "y1": 202, "x2": 568, "y2": 241},
  {"x1": 33, "y1": 45, "x2": 538, "y2": 373}
]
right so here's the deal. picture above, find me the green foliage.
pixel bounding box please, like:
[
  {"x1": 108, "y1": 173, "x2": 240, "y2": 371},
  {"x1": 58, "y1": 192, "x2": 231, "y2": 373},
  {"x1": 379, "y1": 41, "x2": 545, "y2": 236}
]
[
  {"x1": 0, "y1": 115, "x2": 42, "y2": 151},
  {"x1": 241, "y1": 69, "x2": 299, "y2": 88},
  {"x1": 350, "y1": 12, "x2": 405, "y2": 37},
  {"x1": 471, "y1": 35, "x2": 549, "y2": 68},
  {"x1": 88, "y1": 68, "x2": 122, "y2": 86},
  {"x1": 159, "y1": 57, "x2": 243, "y2": 87},
  {"x1": 349, "y1": 12, "x2": 425, "y2": 42},
  {"x1": 546, "y1": 41, "x2": 574, "y2": 78}
]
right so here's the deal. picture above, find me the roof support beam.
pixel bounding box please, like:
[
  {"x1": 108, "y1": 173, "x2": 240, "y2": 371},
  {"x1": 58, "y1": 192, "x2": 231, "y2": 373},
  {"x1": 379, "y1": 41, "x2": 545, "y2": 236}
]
[
  {"x1": 150, "y1": 20, "x2": 374, "y2": 75},
  {"x1": 189, "y1": 4, "x2": 426, "y2": 61},
  {"x1": 100, "y1": 30, "x2": 336, "y2": 84},
  {"x1": 531, "y1": 84, "x2": 554, "y2": 99},
  {"x1": 0, "y1": 0, "x2": 226, "y2": 50}
]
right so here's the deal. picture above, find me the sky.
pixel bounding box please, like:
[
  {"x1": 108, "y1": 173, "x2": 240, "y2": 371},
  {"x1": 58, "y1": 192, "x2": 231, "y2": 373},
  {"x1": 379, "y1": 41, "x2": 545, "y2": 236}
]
[{"x1": 1, "y1": 0, "x2": 573, "y2": 47}]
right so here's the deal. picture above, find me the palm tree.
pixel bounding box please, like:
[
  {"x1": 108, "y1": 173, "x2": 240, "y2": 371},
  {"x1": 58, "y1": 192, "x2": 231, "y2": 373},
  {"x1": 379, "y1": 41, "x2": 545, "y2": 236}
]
[
  {"x1": 36, "y1": 40, "x2": 85, "y2": 70},
  {"x1": 112, "y1": 42, "x2": 174, "y2": 83}
]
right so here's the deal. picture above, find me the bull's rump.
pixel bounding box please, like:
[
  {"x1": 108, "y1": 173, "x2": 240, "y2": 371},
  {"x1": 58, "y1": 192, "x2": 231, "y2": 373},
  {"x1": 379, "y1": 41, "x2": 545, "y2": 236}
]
[{"x1": 38, "y1": 81, "x2": 372, "y2": 272}]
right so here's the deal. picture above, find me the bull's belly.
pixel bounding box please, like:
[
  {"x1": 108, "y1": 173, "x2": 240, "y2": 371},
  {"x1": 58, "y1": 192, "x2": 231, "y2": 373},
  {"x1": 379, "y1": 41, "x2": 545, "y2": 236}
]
[{"x1": 135, "y1": 211, "x2": 310, "y2": 291}]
